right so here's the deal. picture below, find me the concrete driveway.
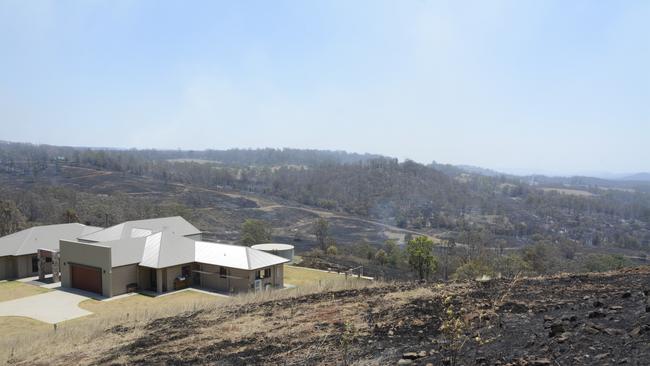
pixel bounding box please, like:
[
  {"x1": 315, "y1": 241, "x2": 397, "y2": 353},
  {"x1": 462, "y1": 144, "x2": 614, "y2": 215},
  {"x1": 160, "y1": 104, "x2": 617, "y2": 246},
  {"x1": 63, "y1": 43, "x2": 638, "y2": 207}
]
[{"x1": 0, "y1": 290, "x2": 92, "y2": 324}]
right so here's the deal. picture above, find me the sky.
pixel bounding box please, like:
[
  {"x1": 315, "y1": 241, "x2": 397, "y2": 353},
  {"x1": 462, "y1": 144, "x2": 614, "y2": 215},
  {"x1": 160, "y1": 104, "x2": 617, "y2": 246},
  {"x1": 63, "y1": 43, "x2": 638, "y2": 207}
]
[{"x1": 0, "y1": 0, "x2": 648, "y2": 176}]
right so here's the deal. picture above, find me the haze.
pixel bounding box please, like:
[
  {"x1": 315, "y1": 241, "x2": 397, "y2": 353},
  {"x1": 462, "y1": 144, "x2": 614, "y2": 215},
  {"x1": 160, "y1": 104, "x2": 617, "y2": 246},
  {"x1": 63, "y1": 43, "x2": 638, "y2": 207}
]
[{"x1": 0, "y1": 1, "x2": 648, "y2": 176}]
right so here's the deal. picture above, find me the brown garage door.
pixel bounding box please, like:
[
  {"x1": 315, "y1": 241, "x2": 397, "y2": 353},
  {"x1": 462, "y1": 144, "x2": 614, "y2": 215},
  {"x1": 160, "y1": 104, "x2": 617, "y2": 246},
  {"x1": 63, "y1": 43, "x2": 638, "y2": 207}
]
[{"x1": 70, "y1": 264, "x2": 102, "y2": 295}]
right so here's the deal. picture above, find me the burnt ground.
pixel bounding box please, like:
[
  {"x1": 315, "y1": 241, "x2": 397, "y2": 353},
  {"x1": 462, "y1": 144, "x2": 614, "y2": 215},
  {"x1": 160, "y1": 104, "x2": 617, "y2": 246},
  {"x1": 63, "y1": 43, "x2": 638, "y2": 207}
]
[{"x1": 13, "y1": 267, "x2": 650, "y2": 366}]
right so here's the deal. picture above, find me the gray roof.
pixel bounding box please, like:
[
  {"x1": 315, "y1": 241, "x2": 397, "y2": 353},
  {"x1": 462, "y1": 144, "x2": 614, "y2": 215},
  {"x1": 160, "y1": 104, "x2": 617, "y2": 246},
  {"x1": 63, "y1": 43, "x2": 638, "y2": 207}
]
[
  {"x1": 195, "y1": 241, "x2": 289, "y2": 270},
  {"x1": 0, "y1": 223, "x2": 103, "y2": 257},
  {"x1": 139, "y1": 232, "x2": 196, "y2": 269},
  {"x1": 77, "y1": 216, "x2": 200, "y2": 243},
  {"x1": 72, "y1": 232, "x2": 288, "y2": 270}
]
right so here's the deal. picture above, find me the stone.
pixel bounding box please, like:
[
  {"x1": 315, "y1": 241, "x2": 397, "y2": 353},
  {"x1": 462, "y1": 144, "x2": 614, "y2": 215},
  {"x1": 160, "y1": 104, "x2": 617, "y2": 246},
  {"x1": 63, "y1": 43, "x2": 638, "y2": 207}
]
[
  {"x1": 622, "y1": 292, "x2": 632, "y2": 299},
  {"x1": 549, "y1": 323, "x2": 566, "y2": 337},
  {"x1": 529, "y1": 358, "x2": 552, "y2": 366},
  {"x1": 593, "y1": 300, "x2": 604, "y2": 308},
  {"x1": 543, "y1": 315, "x2": 554, "y2": 322},
  {"x1": 609, "y1": 305, "x2": 623, "y2": 310},
  {"x1": 588, "y1": 310, "x2": 606, "y2": 318},
  {"x1": 556, "y1": 332, "x2": 572, "y2": 343},
  {"x1": 562, "y1": 314, "x2": 578, "y2": 322},
  {"x1": 604, "y1": 328, "x2": 624, "y2": 336},
  {"x1": 402, "y1": 352, "x2": 419, "y2": 360},
  {"x1": 595, "y1": 353, "x2": 610, "y2": 361},
  {"x1": 418, "y1": 351, "x2": 427, "y2": 358},
  {"x1": 397, "y1": 359, "x2": 413, "y2": 365}
]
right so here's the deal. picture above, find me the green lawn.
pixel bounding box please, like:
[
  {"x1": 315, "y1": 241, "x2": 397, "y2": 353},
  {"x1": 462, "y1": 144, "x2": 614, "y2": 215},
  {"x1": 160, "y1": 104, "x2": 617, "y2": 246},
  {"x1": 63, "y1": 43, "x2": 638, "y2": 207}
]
[
  {"x1": 284, "y1": 265, "x2": 363, "y2": 287},
  {"x1": 0, "y1": 281, "x2": 51, "y2": 302}
]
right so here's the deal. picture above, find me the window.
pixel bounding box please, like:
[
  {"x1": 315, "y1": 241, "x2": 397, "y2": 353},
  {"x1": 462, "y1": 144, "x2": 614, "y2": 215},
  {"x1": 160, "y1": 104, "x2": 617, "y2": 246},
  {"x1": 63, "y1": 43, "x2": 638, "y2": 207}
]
[
  {"x1": 45, "y1": 257, "x2": 52, "y2": 263},
  {"x1": 182, "y1": 265, "x2": 190, "y2": 277},
  {"x1": 219, "y1": 267, "x2": 227, "y2": 278},
  {"x1": 31, "y1": 256, "x2": 39, "y2": 273},
  {"x1": 256, "y1": 268, "x2": 272, "y2": 280}
]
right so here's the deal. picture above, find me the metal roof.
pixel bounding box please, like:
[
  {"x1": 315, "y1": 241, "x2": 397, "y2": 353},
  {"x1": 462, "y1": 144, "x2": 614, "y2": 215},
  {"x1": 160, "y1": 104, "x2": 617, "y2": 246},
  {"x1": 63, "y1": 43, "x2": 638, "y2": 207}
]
[
  {"x1": 100, "y1": 232, "x2": 287, "y2": 270},
  {"x1": 195, "y1": 241, "x2": 289, "y2": 270},
  {"x1": 0, "y1": 223, "x2": 102, "y2": 257},
  {"x1": 77, "y1": 216, "x2": 200, "y2": 242},
  {"x1": 139, "y1": 232, "x2": 196, "y2": 269}
]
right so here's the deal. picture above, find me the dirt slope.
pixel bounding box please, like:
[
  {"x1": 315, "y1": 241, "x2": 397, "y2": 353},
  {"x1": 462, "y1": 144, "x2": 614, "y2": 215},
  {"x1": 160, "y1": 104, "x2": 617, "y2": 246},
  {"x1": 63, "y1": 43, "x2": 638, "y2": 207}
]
[{"x1": 10, "y1": 267, "x2": 650, "y2": 366}]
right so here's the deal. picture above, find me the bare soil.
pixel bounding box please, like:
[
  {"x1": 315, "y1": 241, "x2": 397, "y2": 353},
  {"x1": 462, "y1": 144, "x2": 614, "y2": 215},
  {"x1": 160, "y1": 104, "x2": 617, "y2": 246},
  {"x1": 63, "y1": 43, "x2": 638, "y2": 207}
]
[{"x1": 10, "y1": 267, "x2": 650, "y2": 365}]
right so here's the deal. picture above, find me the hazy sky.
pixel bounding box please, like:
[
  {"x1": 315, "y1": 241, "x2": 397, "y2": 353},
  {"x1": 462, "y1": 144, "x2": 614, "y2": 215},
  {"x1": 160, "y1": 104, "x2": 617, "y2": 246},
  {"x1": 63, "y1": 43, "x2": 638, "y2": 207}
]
[{"x1": 1, "y1": 1, "x2": 648, "y2": 176}]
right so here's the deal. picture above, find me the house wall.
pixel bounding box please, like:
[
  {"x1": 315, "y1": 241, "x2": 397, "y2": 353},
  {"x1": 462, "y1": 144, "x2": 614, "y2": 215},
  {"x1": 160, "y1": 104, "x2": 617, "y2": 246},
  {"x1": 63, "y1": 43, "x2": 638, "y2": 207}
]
[
  {"x1": 111, "y1": 264, "x2": 138, "y2": 296},
  {"x1": 199, "y1": 263, "x2": 229, "y2": 292},
  {"x1": 274, "y1": 264, "x2": 284, "y2": 288},
  {"x1": 0, "y1": 256, "x2": 16, "y2": 280},
  {"x1": 138, "y1": 267, "x2": 154, "y2": 291},
  {"x1": 164, "y1": 264, "x2": 187, "y2": 291},
  {"x1": 197, "y1": 264, "x2": 284, "y2": 293},
  {"x1": 15, "y1": 254, "x2": 38, "y2": 279},
  {"x1": 198, "y1": 264, "x2": 251, "y2": 293},
  {"x1": 60, "y1": 240, "x2": 112, "y2": 297}
]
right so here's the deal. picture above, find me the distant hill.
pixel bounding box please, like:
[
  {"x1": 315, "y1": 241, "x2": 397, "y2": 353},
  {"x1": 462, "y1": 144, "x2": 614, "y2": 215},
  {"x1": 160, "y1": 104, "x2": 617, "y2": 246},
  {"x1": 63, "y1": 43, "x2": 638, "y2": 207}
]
[
  {"x1": 455, "y1": 164, "x2": 505, "y2": 177},
  {"x1": 622, "y1": 172, "x2": 650, "y2": 182}
]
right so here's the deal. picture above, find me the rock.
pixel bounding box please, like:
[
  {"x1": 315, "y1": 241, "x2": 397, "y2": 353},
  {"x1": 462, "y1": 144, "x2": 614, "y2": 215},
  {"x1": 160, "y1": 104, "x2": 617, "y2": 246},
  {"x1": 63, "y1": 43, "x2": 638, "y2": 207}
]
[
  {"x1": 604, "y1": 328, "x2": 624, "y2": 336},
  {"x1": 529, "y1": 358, "x2": 552, "y2": 366},
  {"x1": 556, "y1": 332, "x2": 571, "y2": 343},
  {"x1": 585, "y1": 326, "x2": 600, "y2": 335},
  {"x1": 609, "y1": 305, "x2": 623, "y2": 310},
  {"x1": 645, "y1": 305, "x2": 650, "y2": 313},
  {"x1": 397, "y1": 359, "x2": 413, "y2": 365},
  {"x1": 588, "y1": 310, "x2": 606, "y2": 318},
  {"x1": 543, "y1": 315, "x2": 555, "y2": 322},
  {"x1": 402, "y1": 352, "x2": 419, "y2": 360},
  {"x1": 622, "y1": 292, "x2": 632, "y2": 299},
  {"x1": 595, "y1": 353, "x2": 610, "y2": 361},
  {"x1": 619, "y1": 357, "x2": 629, "y2": 364},
  {"x1": 418, "y1": 351, "x2": 427, "y2": 358},
  {"x1": 561, "y1": 314, "x2": 578, "y2": 322},
  {"x1": 629, "y1": 326, "x2": 641, "y2": 337},
  {"x1": 549, "y1": 323, "x2": 566, "y2": 337},
  {"x1": 593, "y1": 300, "x2": 604, "y2": 308}
]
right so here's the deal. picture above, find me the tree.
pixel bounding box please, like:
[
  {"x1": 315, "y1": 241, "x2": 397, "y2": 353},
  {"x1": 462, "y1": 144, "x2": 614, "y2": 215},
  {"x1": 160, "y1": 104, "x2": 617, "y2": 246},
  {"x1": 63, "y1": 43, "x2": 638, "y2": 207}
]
[
  {"x1": 453, "y1": 260, "x2": 495, "y2": 281},
  {"x1": 240, "y1": 219, "x2": 272, "y2": 246},
  {"x1": 62, "y1": 208, "x2": 79, "y2": 223},
  {"x1": 375, "y1": 249, "x2": 387, "y2": 265},
  {"x1": 326, "y1": 245, "x2": 338, "y2": 256},
  {"x1": 312, "y1": 218, "x2": 330, "y2": 250},
  {"x1": 0, "y1": 200, "x2": 26, "y2": 236},
  {"x1": 406, "y1": 236, "x2": 437, "y2": 280}
]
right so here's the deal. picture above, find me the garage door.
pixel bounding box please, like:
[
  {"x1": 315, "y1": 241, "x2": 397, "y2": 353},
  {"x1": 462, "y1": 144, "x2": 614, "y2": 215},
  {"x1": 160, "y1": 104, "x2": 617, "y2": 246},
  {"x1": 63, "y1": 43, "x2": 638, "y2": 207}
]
[{"x1": 70, "y1": 264, "x2": 102, "y2": 295}]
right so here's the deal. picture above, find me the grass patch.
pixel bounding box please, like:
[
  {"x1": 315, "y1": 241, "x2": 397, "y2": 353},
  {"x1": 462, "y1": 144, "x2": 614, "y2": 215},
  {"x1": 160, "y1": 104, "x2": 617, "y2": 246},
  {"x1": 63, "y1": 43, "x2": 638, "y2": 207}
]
[
  {"x1": 284, "y1": 264, "x2": 366, "y2": 287},
  {"x1": 0, "y1": 281, "x2": 51, "y2": 302},
  {"x1": 0, "y1": 316, "x2": 52, "y2": 339},
  {"x1": 75, "y1": 290, "x2": 224, "y2": 322}
]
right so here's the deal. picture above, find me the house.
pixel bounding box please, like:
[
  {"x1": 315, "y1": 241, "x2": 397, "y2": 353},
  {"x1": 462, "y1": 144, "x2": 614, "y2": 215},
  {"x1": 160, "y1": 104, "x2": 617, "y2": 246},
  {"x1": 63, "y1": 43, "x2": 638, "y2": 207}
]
[
  {"x1": 0, "y1": 223, "x2": 102, "y2": 280},
  {"x1": 59, "y1": 232, "x2": 288, "y2": 297},
  {"x1": 1, "y1": 216, "x2": 288, "y2": 297},
  {"x1": 77, "y1": 216, "x2": 203, "y2": 242}
]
